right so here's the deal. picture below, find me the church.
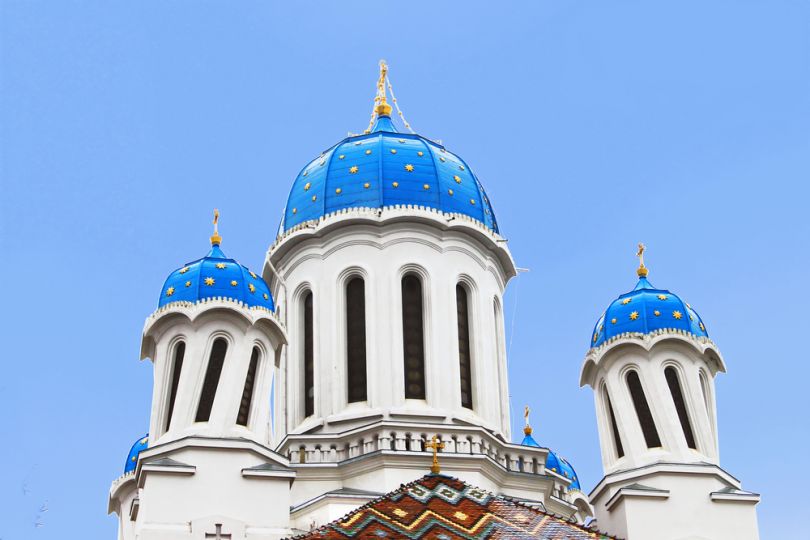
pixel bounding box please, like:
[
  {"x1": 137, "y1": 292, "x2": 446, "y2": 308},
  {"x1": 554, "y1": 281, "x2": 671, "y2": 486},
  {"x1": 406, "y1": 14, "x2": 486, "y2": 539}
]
[{"x1": 108, "y1": 62, "x2": 761, "y2": 540}]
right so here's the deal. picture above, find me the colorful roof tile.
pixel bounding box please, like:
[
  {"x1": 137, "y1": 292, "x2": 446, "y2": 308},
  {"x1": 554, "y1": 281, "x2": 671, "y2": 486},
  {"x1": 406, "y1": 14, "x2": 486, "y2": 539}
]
[{"x1": 288, "y1": 474, "x2": 615, "y2": 539}]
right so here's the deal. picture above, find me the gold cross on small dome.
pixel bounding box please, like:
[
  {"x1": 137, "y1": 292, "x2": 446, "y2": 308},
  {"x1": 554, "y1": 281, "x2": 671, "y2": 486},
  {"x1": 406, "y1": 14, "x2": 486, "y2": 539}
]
[
  {"x1": 636, "y1": 242, "x2": 648, "y2": 277},
  {"x1": 210, "y1": 209, "x2": 222, "y2": 246},
  {"x1": 425, "y1": 435, "x2": 445, "y2": 474}
]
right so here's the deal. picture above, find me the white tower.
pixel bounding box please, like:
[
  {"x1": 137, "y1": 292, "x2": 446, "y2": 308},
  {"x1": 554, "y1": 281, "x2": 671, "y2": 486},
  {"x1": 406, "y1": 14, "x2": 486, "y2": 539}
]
[
  {"x1": 580, "y1": 245, "x2": 760, "y2": 540},
  {"x1": 109, "y1": 215, "x2": 294, "y2": 540},
  {"x1": 263, "y1": 62, "x2": 592, "y2": 527}
]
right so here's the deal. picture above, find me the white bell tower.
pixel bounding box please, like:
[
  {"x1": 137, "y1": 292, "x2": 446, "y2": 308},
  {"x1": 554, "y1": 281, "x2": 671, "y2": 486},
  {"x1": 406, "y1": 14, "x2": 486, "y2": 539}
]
[{"x1": 580, "y1": 247, "x2": 760, "y2": 540}]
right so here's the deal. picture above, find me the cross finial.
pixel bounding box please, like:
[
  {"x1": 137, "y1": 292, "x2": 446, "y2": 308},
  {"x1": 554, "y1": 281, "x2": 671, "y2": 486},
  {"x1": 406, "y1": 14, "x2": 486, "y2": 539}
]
[
  {"x1": 374, "y1": 59, "x2": 392, "y2": 117},
  {"x1": 210, "y1": 208, "x2": 222, "y2": 246},
  {"x1": 636, "y1": 242, "x2": 648, "y2": 278},
  {"x1": 425, "y1": 434, "x2": 445, "y2": 474},
  {"x1": 205, "y1": 524, "x2": 231, "y2": 540},
  {"x1": 523, "y1": 405, "x2": 533, "y2": 436}
]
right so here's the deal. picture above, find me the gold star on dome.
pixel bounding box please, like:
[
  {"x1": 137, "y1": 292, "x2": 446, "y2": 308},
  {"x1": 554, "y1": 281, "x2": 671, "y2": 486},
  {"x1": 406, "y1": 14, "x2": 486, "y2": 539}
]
[
  {"x1": 700, "y1": 322, "x2": 705, "y2": 331},
  {"x1": 654, "y1": 310, "x2": 661, "y2": 316},
  {"x1": 398, "y1": 139, "x2": 405, "y2": 143},
  {"x1": 165, "y1": 287, "x2": 175, "y2": 297},
  {"x1": 349, "y1": 166, "x2": 359, "y2": 174},
  {"x1": 363, "y1": 182, "x2": 370, "y2": 188},
  {"x1": 470, "y1": 199, "x2": 475, "y2": 205},
  {"x1": 292, "y1": 208, "x2": 297, "y2": 214},
  {"x1": 611, "y1": 318, "x2": 617, "y2": 324},
  {"x1": 304, "y1": 182, "x2": 311, "y2": 191},
  {"x1": 215, "y1": 263, "x2": 226, "y2": 269},
  {"x1": 250, "y1": 271, "x2": 257, "y2": 279},
  {"x1": 204, "y1": 277, "x2": 215, "y2": 286},
  {"x1": 390, "y1": 149, "x2": 397, "y2": 154},
  {"x1": 439, "y1": 157, "x2": 446, "y2": 162},
  {"x1": 263, "y1": 293, "x2": 269, "y2": 300},
  {"x1": 417, "y1": 151, "x2": 424, "y2": 156},
  {"x1": 622, "y1": 298, "x2": 632, "y2": 305},
  {"x1": 248, "y1": 283, "x2": 256, "y2": 293},
  {"x1": 686, "y1": 303, "x2": 692, "y2": 308},
  {"x1": 658, "y1": 294, "x2": 667, "y2": 300},
  {"x1": 593, "y1": 333, "x2": 598, "y2": 343},
  {"x1": 454, "y1": 175, "x2": 462, "y2": 183},
  {"x1": 448, "y1": 189, "x2": 454, "y2": 195},
  {"x1": 423, "y1": 184, "x2": 430, "y2": 190},
  {"x1": 338, "y1": 154, "x2": 345, "y2": 160},
  {"x1": 630, "y1": 311, "x2": 639, "y2": 320},
  {"x1": 230, "y1": 280, "x2": 238, "y2": 286},
  {"x1": 459, "y1": 165, "x2": 465, "y2": 171},
  {"x1": 335, "y1": 188, "x2": 342, "y2": 194},
  {"x1": 179, "y1": 267, "x2": 189, "y2": 274},
  {"x1": 185, "y1": 281, "x2": 191, "y2": 287},
  {"x1": 303, "y1": 171, "x2": 308, "y2": 177},
  {"x1": 312, "y1": 195, "x2": 317, "y2": 201},
  {"x1": 392, "y1": 181, "x2": 399, "y2": 188},
  {"x1": 673, "y1": 310, "x2": 683, "y2": 319},
  {"x1": 404, "y1": 164, "x2": 414, "y2": 172},
  {"x1": 365, "y1": 149, "x2": 372, "y2": 155}
]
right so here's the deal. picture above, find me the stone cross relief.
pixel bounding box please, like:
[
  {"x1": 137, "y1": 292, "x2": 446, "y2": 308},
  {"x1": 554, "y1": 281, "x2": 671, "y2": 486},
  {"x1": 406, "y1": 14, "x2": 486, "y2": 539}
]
[{"x1": 205, "y1": 523, "x2": 232, "y2": 540}]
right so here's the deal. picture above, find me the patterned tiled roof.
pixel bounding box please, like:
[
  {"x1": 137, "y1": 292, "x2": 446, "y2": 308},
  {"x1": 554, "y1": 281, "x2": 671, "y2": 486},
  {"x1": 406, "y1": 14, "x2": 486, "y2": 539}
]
[{"x1": 288, "y1": 474, "x2": 616, "y2": 540}]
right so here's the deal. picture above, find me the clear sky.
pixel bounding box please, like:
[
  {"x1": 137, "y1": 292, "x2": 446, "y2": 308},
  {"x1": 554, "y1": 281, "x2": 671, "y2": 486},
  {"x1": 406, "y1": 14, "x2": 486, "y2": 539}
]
[{"x1": 1, "y1": 1, "x2": 807, "y2": 538}]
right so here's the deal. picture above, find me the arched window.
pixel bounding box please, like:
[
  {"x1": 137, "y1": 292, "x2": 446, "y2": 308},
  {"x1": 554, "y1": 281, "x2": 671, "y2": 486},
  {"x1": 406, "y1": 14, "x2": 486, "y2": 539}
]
[
  {"x1": 165, "y1": 341, "x2": 185, "y2": 432},
  {"x1": 603, "y1": 385, "x2": 624, "y2": 458},
  {"x1": 303, "y1": 291, "x2": 314, "y2": 417},
  {"x1": 236, "y1": 347, "x2": 260, "y2": 427},
  {"x1": 699, "y1": 370, "x2": 715, "y2": 438},
  {"x1": 456, "y1": 284, "x2": 473, "y2": 409},
  {"x1": 626, "y1": 370, "x2": 661, "y2": 448},
  {"x1": 401, "y1": 274, "x2": 426, "y2": 399},
  {"x1": 665, "y1": 367, "x2": 697, "y2": 449},
  {"x1": 346, "y1": 277, "x2": 368, "y2": 403},
  {"x1": 195, "y1": 338, "x2": 228, "y2": 422}
]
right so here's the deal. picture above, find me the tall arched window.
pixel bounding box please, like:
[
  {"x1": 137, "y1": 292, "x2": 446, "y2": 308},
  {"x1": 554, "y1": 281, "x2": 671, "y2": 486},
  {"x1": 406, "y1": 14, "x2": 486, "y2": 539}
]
[
  {"x1": 456, "y1": 284, "x2": 473, "y2": 409},
  {"x1": 626, "y1": 370, "x2": 661, "y2": 448},
  {"x1": 665, "y1": 367, "x2": 697, "y2": 449},
  {"x1": 346, "y1": 277, "x2": 368, "y2": 403},
  {"x1": 236, "y1": 347, "x2": 260, "y2": 427},
  {"x1": 195, "y1": 338, "x2": 228, "y2": 422},
  {"x1": 603, "y1": 385, "x2": 624, "y2": 458},
  {"x1": 401, "y1": 274, "x2": 426, "y2": 399},
  {"x1": 303, "y1": 291, "x2": 314, "y2": 417},
  {"x1": 165, "y1": 341, "x2": 185, "y2": 432},
  {"x1": 699, "y1": 370, "x2": 715, "y2": 439}
]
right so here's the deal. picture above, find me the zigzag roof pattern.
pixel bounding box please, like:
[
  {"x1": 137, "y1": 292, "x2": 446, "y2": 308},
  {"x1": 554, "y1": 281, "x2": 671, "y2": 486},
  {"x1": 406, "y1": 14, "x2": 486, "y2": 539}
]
[{"x1": 288, "y1": 474, "x2": 617, "y2": 540}]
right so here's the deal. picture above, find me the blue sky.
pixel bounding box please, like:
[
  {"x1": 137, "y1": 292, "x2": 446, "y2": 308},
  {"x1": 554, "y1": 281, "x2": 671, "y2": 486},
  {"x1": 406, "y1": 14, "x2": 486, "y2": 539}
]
[{"x1": 1, "y1": 1, "x2": 808, "y2": 538}]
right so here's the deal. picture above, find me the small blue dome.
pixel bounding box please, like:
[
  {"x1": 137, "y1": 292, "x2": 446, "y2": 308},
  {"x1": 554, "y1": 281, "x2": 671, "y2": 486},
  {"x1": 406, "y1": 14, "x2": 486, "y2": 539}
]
[
  {"x1": 591, "y1": 276, "x2": 708, "y2": 348},
  {"x1": 521, "y1": 430, "x2": 581, "y2": 490},
  {"x1": 281, "y1": 114, "x2": 498, "y2": 233},
  {"x1": 158, "y1": 244, "x2": 274, "y2": 311},
  {"x1": 545, "y1": 450, "x2": 581, "y2": 490},
  {"x1": 124, "y1": 434, "x2": 148, "y2": 473}
]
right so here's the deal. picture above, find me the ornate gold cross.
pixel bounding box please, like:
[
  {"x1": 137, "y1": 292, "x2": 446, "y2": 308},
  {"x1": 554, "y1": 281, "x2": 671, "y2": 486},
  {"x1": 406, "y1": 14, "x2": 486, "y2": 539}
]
[
  {"x1": 636, "y1": 242, "x2": 648, "y2": 277},
  {"x1": 425, "y1": 435, "x2": 445, "y2": 474},
  {"x1": 210, "y1": 208, "x2": 222, "y2": 246}
]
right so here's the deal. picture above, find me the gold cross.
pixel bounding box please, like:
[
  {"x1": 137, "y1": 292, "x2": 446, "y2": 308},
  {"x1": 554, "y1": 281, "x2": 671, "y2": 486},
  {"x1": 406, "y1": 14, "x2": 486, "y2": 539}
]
[
  {"x1": 636, "y1": 242, "x2": 648, "y2": 277},
  {"x1": 425, "y1": 435, "x2": 445, "y2": 474},
  {"x1": 210, "y1": 208, "x2": 222, "y2": 246}
]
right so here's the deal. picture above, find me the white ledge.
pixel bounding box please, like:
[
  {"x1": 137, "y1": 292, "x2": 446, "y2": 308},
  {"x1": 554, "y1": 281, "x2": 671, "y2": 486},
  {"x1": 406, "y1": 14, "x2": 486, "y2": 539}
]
[{"x1": 605, "y1": 486, "x2": 670, "y2": 511}]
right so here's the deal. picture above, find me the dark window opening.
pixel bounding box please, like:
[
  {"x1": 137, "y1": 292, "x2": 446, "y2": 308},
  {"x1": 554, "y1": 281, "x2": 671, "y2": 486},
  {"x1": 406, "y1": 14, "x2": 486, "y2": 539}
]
[
  {"x1": 456, "y1": 285, "x2": 473, "y2": 409},
  {"x1": 626, "y1": 370, "x2": 661, "y2": 448},
  {"x1": 604, "y1": 389, "x2": 625, "y2": 458},
  {"x1": 665, "y1": 367, "x2": 697, "y2": 449},
  {"x1": 303, "y1": 292, "x2": 314, "y2": 417},
  {"x1": 401, "y1": 275, "x2": 426, "y2": 399},
  {"x1": 195, "y1": 338, "x2": 228, "y2": 422},
  {"x1": 346, "y1": 277, "x2": 368, "y2": 403},
  {"x1": 237, "y1": 347, "x2": 260, "y2": 426},
  {"x1": 165, "y1": 342, "x2": 185, "y2": 432}
]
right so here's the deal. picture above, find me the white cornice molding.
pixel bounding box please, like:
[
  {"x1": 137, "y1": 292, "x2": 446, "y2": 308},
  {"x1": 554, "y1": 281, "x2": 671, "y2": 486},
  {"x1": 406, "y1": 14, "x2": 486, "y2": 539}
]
[
  {"x1": 580, "y1": 330, "x2": 726, "y2": 387},
  {"x1": 140, "y1": 298, "x2": 287, "y2": 359},
  {"x1": 590, "y1": 462, "x2": 742, "y2": 503},
  {"x1": 605, "y1": 485, "x2": 670, "y2": 511},
  {"x1": 266, "y1": 206, "x2": 516, "y2": 282}
]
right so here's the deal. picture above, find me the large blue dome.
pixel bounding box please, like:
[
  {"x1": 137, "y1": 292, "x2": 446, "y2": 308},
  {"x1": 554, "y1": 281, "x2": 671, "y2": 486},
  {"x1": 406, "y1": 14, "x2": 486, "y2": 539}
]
[
  {"x1": 591, "y1": 275, "x2": 708, "y2": 348},
  {"x1": 158, "y1": 243, "x2": 275, "y2": 311},
  {"x1": 281, "y1": 114, "x2": 498, "y2": 233}
]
